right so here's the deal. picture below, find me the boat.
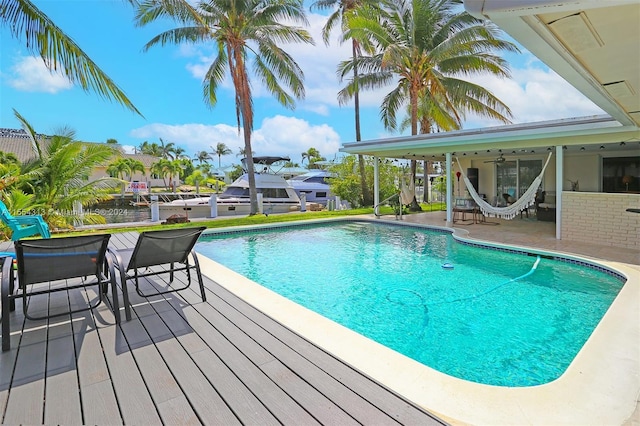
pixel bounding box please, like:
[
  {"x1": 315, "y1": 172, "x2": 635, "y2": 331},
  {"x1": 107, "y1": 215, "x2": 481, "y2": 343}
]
[
  {"x1": 287, "y1": 169, "x2": 334, "y2": 206},
  {"x1": 158, "y1": 156, "x2": 301, "y2": 219}
]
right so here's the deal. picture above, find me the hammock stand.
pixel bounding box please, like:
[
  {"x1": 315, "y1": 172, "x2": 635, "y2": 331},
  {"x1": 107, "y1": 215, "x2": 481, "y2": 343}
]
[{"x1": 455, "y1": 152, "x2": 553, "y2": 220}]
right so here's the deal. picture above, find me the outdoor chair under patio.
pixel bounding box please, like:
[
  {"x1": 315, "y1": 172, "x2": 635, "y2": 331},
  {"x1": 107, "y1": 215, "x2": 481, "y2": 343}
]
[
  {"x1": 1, "y1": 234, "x2": 119, "y2": 351},
  {"x1": 0, "y1": 200, "x2": 51, "y2": 240},
  {"x1": 108, "y1": 227, "x2": 207, "y2": 321}
]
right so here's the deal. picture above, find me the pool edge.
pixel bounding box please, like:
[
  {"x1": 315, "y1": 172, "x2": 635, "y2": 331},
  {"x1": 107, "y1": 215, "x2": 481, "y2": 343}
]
[{"x1": 196, "y1": 216, "x2": 640, "y2": 425}]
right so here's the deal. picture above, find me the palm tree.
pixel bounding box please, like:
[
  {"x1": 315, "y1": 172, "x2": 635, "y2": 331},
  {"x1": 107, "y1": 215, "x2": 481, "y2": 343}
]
[
  {"x1": 1, "y1": 0, "x2": 141, "y2": 115},
  {"x1": 341, "y1": 0, "x2": 517, "y2": 209},
  {"x1": 106, "y1": 157, "x2": 146, "y2": 197},
  {"x1": 173, "y1": 146, "x2": 188, "y2": 160},
  {"x1": 212, "y1": 142, "x2": 232, "y2": 168},
  {"x1": 138, "y1": 141, "x2": 163, "y2": 157},
  {"x1": 311, "y1": 0, "x2": 380, "y2": 207},
  {"x1": 236, "y1": 147, "x2": 254, "y2": 158},
  {"x1": 136, "y1": 0, "x2": 313, "y2": 215},
  {"x1": 158, "y1": 138, "x2": 176, "y2": 159},
  {"x1": 150, "y1": 159, "x2": 171, "y2": 190},
  {"x1": 193, "y1": 150, "x2": 213, "y2": 165},
  {"x1": 301, "y1": 147, "x2": 326, "y2": 169}
]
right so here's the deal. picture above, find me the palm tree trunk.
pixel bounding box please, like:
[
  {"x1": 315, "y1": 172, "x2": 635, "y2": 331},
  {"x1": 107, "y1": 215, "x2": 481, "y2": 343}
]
[
  {"x1": 229, "y1": 45, "x2": 258, "y2": 215},
  {"x1": 408, "y1": 86, "x2": 422, "y2": 211},
  {"x1": 352, "y1": 40, "x2": 371, "y2": 207}
]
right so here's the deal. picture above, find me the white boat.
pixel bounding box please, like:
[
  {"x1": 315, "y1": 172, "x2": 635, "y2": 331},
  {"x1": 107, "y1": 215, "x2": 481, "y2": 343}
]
[
  {"x1": 158, "y1": 156, "x2": 301, "y2": 219},
  {"x1": 287, "y1": 170, "x2": 334, "y2": 205}
]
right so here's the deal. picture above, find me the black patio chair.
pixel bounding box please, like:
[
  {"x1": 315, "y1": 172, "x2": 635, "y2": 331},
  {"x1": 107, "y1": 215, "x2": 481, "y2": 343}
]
[
  {"x1": 108, "y1": 227, "x2": 207, "y2": 321},
  {"x1": 1, "y1": 234, "x2": 119, "y2": 351}
]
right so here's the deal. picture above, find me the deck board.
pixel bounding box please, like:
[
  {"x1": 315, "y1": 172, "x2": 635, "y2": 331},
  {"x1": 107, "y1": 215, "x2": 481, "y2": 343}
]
[{"x1": 0, "y1": 231, "x2": 445, "y2": 425}]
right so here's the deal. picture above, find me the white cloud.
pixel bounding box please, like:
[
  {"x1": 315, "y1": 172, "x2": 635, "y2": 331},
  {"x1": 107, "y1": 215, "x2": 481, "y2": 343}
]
[
  {"x1": 129, "y1": 115, "x2": 341, "y2": 165},
  {"x1": 461, "y1": 57, "x2": 604, "y2": 128},
  {"x1": 7, "y1": 56, "x2": 73, "y2": 93},
  {"x1": 252, "y1": 115, "x2": 342, "y2": 162}
]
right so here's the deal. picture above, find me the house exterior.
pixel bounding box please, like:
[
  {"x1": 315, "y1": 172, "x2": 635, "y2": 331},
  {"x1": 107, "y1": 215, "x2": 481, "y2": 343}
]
[
  {"x1": 0, "y1": 128, "x2": 168, "y2": 190},
  {"x1": 340, "y1": 0, "x2": 640, "y2": 250}
]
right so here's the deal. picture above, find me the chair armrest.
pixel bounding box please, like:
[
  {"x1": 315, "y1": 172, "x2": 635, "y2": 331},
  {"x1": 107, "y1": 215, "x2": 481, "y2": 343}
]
[{"x1": 13, "y1": 215, "x2": 44, "y2": 225}]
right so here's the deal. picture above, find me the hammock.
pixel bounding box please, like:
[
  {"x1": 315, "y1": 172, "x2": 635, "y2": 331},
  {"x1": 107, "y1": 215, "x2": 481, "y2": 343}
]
[
  {"x1": 400, "y1": 174, "x2": 415, "y2": 205},
  {"x1": 455, "y1": 152, "x2": 553, "y2": 220}
]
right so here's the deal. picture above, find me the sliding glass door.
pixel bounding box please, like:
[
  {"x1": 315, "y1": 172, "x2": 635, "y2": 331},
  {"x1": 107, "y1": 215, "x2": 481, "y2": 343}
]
[{"x1": 496, "y1": 159, "x2": 543, "y2": 201}]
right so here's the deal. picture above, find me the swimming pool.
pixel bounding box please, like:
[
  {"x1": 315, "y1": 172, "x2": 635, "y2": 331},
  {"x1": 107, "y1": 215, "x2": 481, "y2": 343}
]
[{"x1": 196, "y1": 220, "x2": 624, "y2": 387}]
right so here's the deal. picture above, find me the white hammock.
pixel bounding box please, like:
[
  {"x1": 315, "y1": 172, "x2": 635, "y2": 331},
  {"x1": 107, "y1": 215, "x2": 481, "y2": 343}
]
[
  {"x1": 455, "y1": 152, "x2": 552, "y2": 220},
  {"x1": 400, "y1": 174, "x2": 415, "y2": 205}
]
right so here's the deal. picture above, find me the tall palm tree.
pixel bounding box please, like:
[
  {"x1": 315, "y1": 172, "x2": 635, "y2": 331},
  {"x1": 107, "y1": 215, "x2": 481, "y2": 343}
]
[
  {"x1": 1, "y1": 0, "x2": 141, "y2": 115},
  {"x1": 136, "y1": 0, "x2": 313, "y2": 215},
  {"x1": 301, "y1": 147, "x2": 325, "y2": 169},
  {"x1": 172, "y1": 146, "x2": 188, "y2": 160},
  {"x1": 193, "y1": 150, "x2": 213, "y2": 165},
  {"x1": 212, "y1": 142, "x2": 232, "y2": 168},
  {"x1": 311, "y1": 0, "x2": 380, "y2": 206},
  {"x1": 341, "y1": 0, "x2": 517, "y2": 209},
  {"x1": 138, "y1": 141, "x2": 163, "y2": 157},
  {"x1": 158, "y1": 138, "x2": 176, "y2": 159}
]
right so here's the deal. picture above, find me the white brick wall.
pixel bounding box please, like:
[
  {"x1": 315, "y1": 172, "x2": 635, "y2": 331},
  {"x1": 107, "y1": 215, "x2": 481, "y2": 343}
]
[{"x1": 561, "y1": 192, "x2": 640, "y2": 249}]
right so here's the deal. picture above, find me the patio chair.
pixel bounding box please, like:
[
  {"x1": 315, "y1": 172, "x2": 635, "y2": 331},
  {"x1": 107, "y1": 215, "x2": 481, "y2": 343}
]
[
  {"x1": 108, "y1": 227, "x2": 207, "y2": 321},
  {"x1": 0, "y1": 200, "x2": 51, "y2": 240},
  {"x1": 1, "y1": 234, "x2": 119, "y2": 351}
]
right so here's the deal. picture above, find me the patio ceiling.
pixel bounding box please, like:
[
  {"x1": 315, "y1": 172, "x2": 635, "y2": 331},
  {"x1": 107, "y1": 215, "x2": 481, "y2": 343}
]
[
  {"x1": 340, "y1": 115, "x2": 640, "y2": 161},
  {"x1": 464, "y1": 0, "x2": 640, "y2": 127}
]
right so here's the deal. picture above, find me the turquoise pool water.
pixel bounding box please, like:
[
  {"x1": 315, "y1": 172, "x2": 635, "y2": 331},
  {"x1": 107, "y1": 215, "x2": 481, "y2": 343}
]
[{"x1": 196, "y1": 221, "x2": 624, "y2": 387}]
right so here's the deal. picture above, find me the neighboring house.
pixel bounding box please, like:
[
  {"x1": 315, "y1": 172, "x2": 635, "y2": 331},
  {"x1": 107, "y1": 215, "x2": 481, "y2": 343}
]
[
  {"x1": 0, "y1": 128, "x2": 169, "y2": 190},
  {"x1": 341, "y1": 0, "x2": 640, "y2": 250},
  {"x1": 90, "y1": 153, "x2": 167, "y2": 190}
]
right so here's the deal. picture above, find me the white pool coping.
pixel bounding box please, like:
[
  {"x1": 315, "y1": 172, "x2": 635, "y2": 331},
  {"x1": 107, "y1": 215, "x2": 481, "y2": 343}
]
[{"x1": 196, "y1": 218, "x2": 640, "y2": 425}]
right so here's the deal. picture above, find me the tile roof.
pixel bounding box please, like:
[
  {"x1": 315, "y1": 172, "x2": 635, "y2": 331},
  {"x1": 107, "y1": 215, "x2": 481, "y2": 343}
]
[{"x1": 0, "y1": 128, "x2": 160, "y2": 166}]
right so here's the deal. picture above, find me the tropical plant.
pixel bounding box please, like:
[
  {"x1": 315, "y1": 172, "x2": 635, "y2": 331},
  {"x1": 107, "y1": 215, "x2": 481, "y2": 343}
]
[
  {"x1": 138, "y1": 141, "x2": 163, "y2": 157},
  {"x1": 12, "y1": 110, "x2": 120, "y2": 227},
  {"x1": 311, "y1": 0, "x2": 381, "y2": 207},
  {"x1": 212, "y1": 142, "x2": 232, "y2": 168},
  {"x1": 301, "y1": 147, "x2": 326, "y2": 169},
  {"x1": 150, "y1": 158, "x2": 183, "y2": 191},
  {"x1": 106, "y1": 157, "x2": 146, "y2": 196},
  {"x1": 340, "y1": 0, "x2": 517, "y2": 209},
  {"x1": 136, "y1": 0, "x2": 313, "y2": 215},
  {"x1": 329, "y1": 155, "x2": 398, "y2": 207},
  {"x1": 0, "y1": 0, "x2": 140, "y2": 114}
]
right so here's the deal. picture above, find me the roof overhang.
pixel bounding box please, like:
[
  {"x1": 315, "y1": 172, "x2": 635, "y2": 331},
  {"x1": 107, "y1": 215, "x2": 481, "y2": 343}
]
[
  {"x1": 340, "y1": 115, "x2": 640, "y2": 160},
  {"x1": 463, "y1": 0, "x2": 640, "y2": 127}
]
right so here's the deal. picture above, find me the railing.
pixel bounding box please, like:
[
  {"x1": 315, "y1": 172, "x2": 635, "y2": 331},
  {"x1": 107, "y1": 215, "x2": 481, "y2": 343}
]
[{"x1": 374, "y1": 193, "x2": 402, "y2": 219}]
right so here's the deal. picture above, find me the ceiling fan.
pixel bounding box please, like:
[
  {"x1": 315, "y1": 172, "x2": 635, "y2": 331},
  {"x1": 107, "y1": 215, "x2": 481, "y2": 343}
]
[{"x1": 484, "y1": 153, "x2": 506, "y2": 164}]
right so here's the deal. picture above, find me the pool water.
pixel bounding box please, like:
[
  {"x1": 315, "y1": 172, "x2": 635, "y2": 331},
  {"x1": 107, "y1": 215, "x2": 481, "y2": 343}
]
[{"x1": 196, "y1": 221, "x2": 624, "y2": 387}]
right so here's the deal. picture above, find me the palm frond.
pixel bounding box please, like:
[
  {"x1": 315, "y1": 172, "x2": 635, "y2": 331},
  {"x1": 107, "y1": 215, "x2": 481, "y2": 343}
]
[{"x1": 2, "y1": 0, "x2": 142, "y2": 115}]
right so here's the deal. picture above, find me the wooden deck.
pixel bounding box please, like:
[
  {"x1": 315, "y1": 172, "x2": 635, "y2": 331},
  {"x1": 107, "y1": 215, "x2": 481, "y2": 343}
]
[{"x1": 0, "y1": 232, "x2": 445, "y2": 425}]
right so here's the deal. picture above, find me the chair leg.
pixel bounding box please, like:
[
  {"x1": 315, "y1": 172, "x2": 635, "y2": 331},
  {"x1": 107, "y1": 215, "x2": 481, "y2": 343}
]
[
  {"x1": 192, "y1": 252, "x2": 206, "y2": 302},
  {"x1": 1, "y1": 258, "x2": 14, "y2": 351},
  {"x1": 120, "y1": 269, "x2": 132, "y2": 322},
  {"x1": 105, "y1": 255, "x2": 121, "y2": 323}
]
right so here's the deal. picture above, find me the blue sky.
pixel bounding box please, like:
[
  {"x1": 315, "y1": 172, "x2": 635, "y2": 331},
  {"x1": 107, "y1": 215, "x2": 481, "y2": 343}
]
[{"x1": 0, "y1": 0, "x2": 604, "y2": 167}]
